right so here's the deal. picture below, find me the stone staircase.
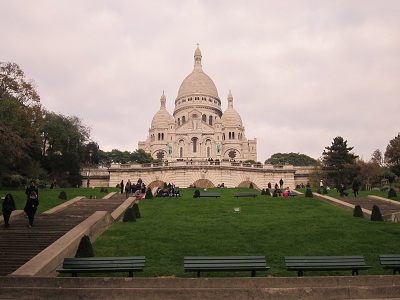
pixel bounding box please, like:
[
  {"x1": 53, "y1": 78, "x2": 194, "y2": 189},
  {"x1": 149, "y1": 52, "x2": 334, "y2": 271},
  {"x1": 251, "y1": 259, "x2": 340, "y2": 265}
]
[
  {"x1": 0, "y1": 194, "x2": 126, "y2": 277},
  {"x1": 0, "y1": 276, "x2": 400, "y2": 300}
]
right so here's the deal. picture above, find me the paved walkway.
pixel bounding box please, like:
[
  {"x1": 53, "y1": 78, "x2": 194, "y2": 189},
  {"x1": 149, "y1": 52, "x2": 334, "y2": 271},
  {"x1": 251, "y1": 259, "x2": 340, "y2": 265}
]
[{"x1": 0, "y1": 193, "x2": 127, "y2": 277}]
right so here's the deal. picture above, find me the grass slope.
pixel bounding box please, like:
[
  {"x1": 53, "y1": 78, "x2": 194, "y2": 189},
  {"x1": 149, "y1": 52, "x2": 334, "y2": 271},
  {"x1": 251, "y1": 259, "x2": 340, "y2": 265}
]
[{"x1": 92, "y1": 188, "x2": 399, "y2": 277}]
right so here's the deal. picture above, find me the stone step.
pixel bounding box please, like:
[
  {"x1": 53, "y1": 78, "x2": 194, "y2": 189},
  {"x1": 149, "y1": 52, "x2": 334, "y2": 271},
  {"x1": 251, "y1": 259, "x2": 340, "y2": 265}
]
[
  {"x1": 1, "y1": 276, "x2": 400, "y2": 300},
  {"x1": 0, "y1": 196, "x2": 126, "y2": 276}
]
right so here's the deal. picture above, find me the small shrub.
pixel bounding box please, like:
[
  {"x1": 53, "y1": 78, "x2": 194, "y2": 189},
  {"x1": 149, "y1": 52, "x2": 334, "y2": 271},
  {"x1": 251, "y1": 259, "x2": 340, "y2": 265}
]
[
  {"x1": 296, "y1": 184, "x2": 301, "y2": 189},
  {"x1": 123, "y1": 208, "x2": 136, "y2": 222},
  {"x1": 317, "y1": 189, "x2": 321, "y2": 194},
  {"x1": 265, "y1": 188, "x2": 271, "y2": 196},
  {"x1": 163, "y1": 182, "x2": 168, "y2": 189},
  {"x1": 371, "y1": 205, "x2": 384, "y2": 221},
  {"x1": 322, "y1": 187, "x2": 328, "y2": 194},
  {"x1": 372, "y1": 187, "x2": 380, "y2": 192},
  {"x1": 381, "y1": 185, "x2": 390, "y2": 192},
  {"x1": 249, "y1": 182, "x2": 254, "y2": 189},
  {"x1": 353, "y1": 205, "x2": 364, "y2": 218},
  {"x1": 58, "y1": 191, "x2": 67, "y2": 200},
  {"x1": 75, "y1": 235, "x2": 94, "y2": 258},
  {"x1": 145, "y1": 188, "x2": 154, "y2": 199},
  {"x1": 261, "y1": 188, "x2": 266, "y2": 195},
  {"x1": 100, "y1": 187, "x2": 108, "y2": 193},
  {"x1": 388, "y1": 188, "x2": 397, "y2": 199},
  {"x1": 305, "y1": 189, "x2": 313, "y2": 198},
  {"x1": 132, "y1": 203, "x2": 141, "y2": 218}
]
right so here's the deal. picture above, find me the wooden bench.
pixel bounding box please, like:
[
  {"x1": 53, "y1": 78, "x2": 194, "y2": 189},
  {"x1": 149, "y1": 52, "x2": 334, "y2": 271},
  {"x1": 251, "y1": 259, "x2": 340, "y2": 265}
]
[
  {"x1": 199, "y1": 192, "x2": 221, "y2": 198},
  {"x1": 379, "y1": 254, "x2": 400, "y2": 275},
  {"x1": 234, "y1": 192, "x2": 258, "y2": 198},
  {"x1": 184, "y1": 256, "x2": 270, "y2": 277},
  {"x1": 57, "y1": 256, "x2": 145, "y2": 277},
  {"x1": 285, "y1": 256, "x2": 372, "y2": 277}
]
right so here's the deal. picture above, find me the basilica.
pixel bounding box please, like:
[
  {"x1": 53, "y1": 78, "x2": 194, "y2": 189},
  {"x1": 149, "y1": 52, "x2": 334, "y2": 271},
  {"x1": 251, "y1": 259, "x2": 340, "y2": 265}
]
[{"x1": 138, "y1": 46, "x2": 257, "y2": 162}]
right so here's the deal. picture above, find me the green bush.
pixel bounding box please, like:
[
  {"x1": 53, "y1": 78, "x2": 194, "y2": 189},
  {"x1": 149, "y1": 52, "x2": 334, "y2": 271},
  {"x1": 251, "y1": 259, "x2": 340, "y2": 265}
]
[
  {"x1": 261, "y1": 188, "x2": 266, "y2": 195},
  {"x1": 123, "y1": 208, "x2": 136, "y2": 222},
  {"x1": 353, "y1": 205, "x2": 364, "y2": 218},
  {"x1": 317, "y1": 189, "x2": 321, "y2": 194},
  {"x1": 371, "y1": 205, "x2": 384, "y2": 221},
  {"x1": 133, "y1": 203, "x2": 141, "y2": 218},
  {"x1": 100, "y1": 187, "x2": 108, "y2": 193},
  {"x1": 75, "y1": 235, "x2": 95, "y2": 258},
  {"x1": 58, "y1": 191, "x2": 67, "y2": 200},
  {"x1": 322, "y1": 187, "x2": 328, "y2": 194},
  {"x1": 249, "y1": 182, "x2": 254, "y2": 189},
  {"x1": 145, "y1": 188, "x2": 153, "y2": 199},
  {"x1": 265, "y1": 188, "x2": 271, "y2": 196},
  {"x1": 305, "y1": 189, "x2": 313, "y2": 198},
  {"x1": 388, "y1": 188, "x2": 397, "y2": 199}
]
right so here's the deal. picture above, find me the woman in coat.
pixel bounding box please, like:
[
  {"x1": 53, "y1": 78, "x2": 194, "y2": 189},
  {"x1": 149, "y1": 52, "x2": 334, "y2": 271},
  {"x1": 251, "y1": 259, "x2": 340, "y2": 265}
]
[{"x1": 2, "y1": 194, "x2": 16, "y2": 229}]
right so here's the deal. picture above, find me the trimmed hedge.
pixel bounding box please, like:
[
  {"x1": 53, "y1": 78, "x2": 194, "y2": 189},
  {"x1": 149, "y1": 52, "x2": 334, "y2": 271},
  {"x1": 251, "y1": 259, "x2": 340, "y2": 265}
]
[
  {"x1": 353, "y1": 205, "x2": 364, "y2": 218},
  {"x1": 75, "y1": 235, "x2": 95, "y2": 258}
]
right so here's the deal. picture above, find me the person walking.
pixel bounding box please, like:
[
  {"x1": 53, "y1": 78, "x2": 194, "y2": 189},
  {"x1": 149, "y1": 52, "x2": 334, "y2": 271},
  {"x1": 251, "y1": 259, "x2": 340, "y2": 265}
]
[
  {"x1": 120, "y1": 180, "x2": 124, "y2": 194},
  {"x1": 24, "y1": 191, "x2": 39, "y2": 228},
  {"x1": 2, "y1": 194, "x2": 16, "y2": 229},
  {"x1": 279, "y1": 178, "x2": 284, "y2": 189},
  {"x1": 352, "y1": 179, "x2": 359, "y2": 197}
]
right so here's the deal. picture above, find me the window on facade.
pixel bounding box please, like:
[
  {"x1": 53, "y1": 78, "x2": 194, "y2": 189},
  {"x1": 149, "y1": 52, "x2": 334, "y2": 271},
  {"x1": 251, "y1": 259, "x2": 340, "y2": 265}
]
[
  {"x1": 161, "y1": 133, "x2": 164, "y2": 140},
  {"x1": 232, "y1": 132, "x2": 235, "y2": 139},
  {"x1": 207, "y1": 147, "x2": 210, "y2": 157},
  {"x1": 158, "y1": 133, "x2": 160, "y2": 140},
  {"x1": 182, "y1": 116, "x2": 186, "y2": 123},
  {"x1": 178, "y1": 118, "x2": 180, "y2": 126},
  {"x1": 202, "y1": 115, "x2": 206, "y2": 122},
  {"x1": 180, "y1": 147, "x2": 183, "y2": 158},
  {"x1": 223, "y1": 133, "x2": 225, "y2": 140},
  {"x1": 192, "y1": 137, "x2": 198, "y2": 153},
  {"x1": 209, "y1": 115, "x2": 213, "y2": 125}
]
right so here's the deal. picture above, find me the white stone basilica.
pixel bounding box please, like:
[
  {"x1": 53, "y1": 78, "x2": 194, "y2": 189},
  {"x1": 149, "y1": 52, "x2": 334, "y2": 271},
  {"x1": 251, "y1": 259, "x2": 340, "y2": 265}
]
[{"x1": 138, "y1": 46, "x2": 257, "y2": 162}]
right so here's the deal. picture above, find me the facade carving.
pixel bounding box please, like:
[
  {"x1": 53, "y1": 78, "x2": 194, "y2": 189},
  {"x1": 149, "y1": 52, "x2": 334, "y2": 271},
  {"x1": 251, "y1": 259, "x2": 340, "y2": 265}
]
[{"x1": 138, "y1": 46, "x2": 257, "y2": 162}]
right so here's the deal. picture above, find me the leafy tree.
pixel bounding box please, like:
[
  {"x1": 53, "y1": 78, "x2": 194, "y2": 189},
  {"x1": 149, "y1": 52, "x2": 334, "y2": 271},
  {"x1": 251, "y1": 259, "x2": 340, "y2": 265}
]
[
  {"x1": 385, "y1": 133, "x2": 400, "y2": 177},
  {"x1": 0, "y1": 62, "x2": 43, "y2": 184},
  {"x1": 322, "y1": 136, "x2": 359, "y2": 189},
  {"x1": 131, "y1": 149, "x2": 156, "y2": 164},
  {"x1": 357, "y1": 159, "x2": 384, "y2": 189},
  {"x1": 265, "y1": 152, "x2": 317, "y2": 166},
  {"x1": 40, "y1": 112, "x2": 89, "y2": 186},
  {"x1": 371, "y1": 149, "x2": 385, "y2": 167}
]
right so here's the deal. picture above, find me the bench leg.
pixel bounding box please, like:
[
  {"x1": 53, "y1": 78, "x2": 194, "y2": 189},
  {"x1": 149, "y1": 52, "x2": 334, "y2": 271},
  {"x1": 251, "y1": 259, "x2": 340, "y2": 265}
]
[
  {"x1": 129, "y1": 271, "x2": 133, "y2": 277},
  {"x1": 297, "y1": 270, "x2": 303, "y2": 277},
  {"x1": 197, "y1": 271, "x2": 201, "y2": 278},
  {"x1": 251, "y1": 270, "x2": 256, "y2": 277},
  {"x1": 352, "y1": 270, "x2": 359, "y2": 276},
  {"x1": 72, "y1": 273, "x2": 77, "y2": 277}
]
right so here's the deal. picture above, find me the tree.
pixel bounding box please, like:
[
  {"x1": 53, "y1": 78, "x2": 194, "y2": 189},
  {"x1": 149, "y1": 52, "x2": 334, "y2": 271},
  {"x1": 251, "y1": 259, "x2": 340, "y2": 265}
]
[
  {"x1": 264, "y1": 152, "x2": 317, "y2": 166},
  {"x1": 385, "y1": 133, "x2": 400, "y2": 177},
  {"x1": 357, "y1": 159, "x2": 384, "y2": 189},
  {"x1": 130, "y1": 149, "x2": 156, "y2": 164},
  {"x1": 40, "y1": 112, "x2": 90, "y2": 186},
  {"x1": 0, "y1": 62, "x2": 43, "y2": 184},
  {"x1": 322, "y1": 136, "x2": 359, "y2": 188}
]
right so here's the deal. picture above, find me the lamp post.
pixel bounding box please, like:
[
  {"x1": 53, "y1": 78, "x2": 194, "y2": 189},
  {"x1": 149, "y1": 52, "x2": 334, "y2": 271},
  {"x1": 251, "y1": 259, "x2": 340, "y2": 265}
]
[{"x1": 87, "y1": 150, "x2": 93, "y2": 188}]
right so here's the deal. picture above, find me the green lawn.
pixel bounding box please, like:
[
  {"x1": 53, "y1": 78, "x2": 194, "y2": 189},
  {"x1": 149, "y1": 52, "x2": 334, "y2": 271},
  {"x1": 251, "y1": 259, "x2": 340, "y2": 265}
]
[
  {"x1": 92, "y1": 188, "x2": 400, "y2": 277},
  {"x1": 297, "y1": 187, "x2": 399, "y2": 201},
  {"x1": 0, "y1": 187, "x2": 119, "y2": 214}
]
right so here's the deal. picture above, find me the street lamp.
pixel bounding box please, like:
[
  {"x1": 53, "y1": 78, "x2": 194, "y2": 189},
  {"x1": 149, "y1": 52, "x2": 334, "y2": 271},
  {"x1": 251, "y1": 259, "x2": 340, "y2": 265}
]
[{"x1": 87, "y1": 150, "x2": 93, "y2": 188}]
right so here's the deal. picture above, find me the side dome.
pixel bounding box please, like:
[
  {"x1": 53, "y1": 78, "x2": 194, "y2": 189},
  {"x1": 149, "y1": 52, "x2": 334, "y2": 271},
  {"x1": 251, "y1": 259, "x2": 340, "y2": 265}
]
[
  {"x1": 221, "y1": 91, "x2": 243, "y2": 127},
  {"x1": 176, "y1": 45, "x2": 219, "y2": 99},
  {"x1": 151, "y1": 92, "x2": 174, "y2": 128}
]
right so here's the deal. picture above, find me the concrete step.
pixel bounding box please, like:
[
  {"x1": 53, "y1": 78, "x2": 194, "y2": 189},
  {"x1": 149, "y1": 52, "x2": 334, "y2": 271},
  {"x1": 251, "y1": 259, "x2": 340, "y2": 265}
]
[
  {"x1": 1, "y1": 276, "x2": 400, "y2": 300},
  {"x1": 0, "y1": 196, "x2": 126, "y2": 276}
]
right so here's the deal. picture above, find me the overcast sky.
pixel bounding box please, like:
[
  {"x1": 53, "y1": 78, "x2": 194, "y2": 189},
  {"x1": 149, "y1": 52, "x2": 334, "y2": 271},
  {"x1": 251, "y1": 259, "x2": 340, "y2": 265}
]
[{"x1": 1, "y1": 0, "x2": 399, "y2": 163}]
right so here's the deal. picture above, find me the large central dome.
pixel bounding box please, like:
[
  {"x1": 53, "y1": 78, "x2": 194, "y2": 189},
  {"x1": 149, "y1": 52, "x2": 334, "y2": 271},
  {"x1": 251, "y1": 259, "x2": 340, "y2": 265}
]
[{"x1": 176, "y1": 46, "x2": 219, "y2": 99}]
